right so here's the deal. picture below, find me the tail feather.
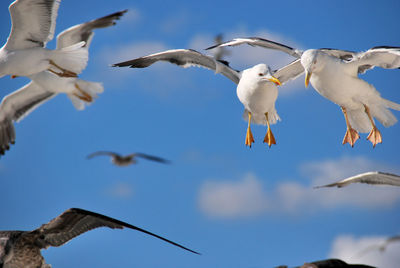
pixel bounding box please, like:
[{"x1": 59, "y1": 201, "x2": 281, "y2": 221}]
[
  {"x1": 242, "y1": 109, "x2": 281, "y2": 125},
  {"x1": 51, "y1": 41, "x2": 89, "y2": 74},
  {"x1": 347, "y1": 109, "x2": 371, "y2": 133},
  {"x1": 67, "y1": 79, "x2": 104, "y2": 110}
]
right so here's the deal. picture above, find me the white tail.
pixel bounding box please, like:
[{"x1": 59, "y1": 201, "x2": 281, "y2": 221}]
[
  {"x1": 51, "y1": 41, "x2": 89, "y2": 75},
  {"x1": 242, "y1": 109, "x2": 281, "y2": 125},
  {"x1": 67, "y1": 79, "x2": 104, "y2": 110}
]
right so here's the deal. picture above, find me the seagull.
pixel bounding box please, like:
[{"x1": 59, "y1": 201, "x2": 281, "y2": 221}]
[
  {"x1": 87, "y1": 151, "x2": 171, "y2": 166},
  {"x1": 0, "y1": 0, "x2": 89, "y2": 79},
  {"x1": 0, "y1": 208, "x2": 199, "y2": 268},
  {"x1": 112, "y1": 49, "x2": 303, "y2": 148},
  {"x1": 212, "y1": 34, "x2": 230, "y2": 61},
  {"x1": 0, "y1": 10, "x2": 127, "y2": 155},
  {"x1": 276, "y1": 258, "x2": 376, "y2": 268},
  {"x1": 314, "y1": 171, "x2": 400, "y2": 188},
  {"x1": 355, "y1": 235, "x2": 400, "y2": 257},
  {"x1": 207, "y1": 37, "x2": 400, "y2": 147}
]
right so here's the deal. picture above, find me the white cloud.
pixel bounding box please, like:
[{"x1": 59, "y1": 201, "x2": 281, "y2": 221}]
[
  {"x1": 160, "y1": 11, "x2": 190, "y2": 34},
  {"x1": 329, "y1": 235, "x2": 400, "y2": 268},
  {"x1": 188, "y1": 28, "x2": 305, "y2": 96},
  {"x1": 198, "y1": 156, "x2": 400, "y2": 219},
  {"x1": 105, "y1": 182, "x2": 134, "y2": 199}
]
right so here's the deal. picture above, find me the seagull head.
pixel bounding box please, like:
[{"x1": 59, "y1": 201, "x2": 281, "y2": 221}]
[
  {"x1": 301, "y1": 49, "x2": 323, "y2": 87},
  {"x1": 245, "y1": 64, "x2": 281, "y2": 86}
]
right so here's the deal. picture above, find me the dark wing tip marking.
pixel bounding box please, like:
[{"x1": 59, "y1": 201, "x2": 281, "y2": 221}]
[{"x1": 371, "y1": 45, "x2": 400, "y2": 50}]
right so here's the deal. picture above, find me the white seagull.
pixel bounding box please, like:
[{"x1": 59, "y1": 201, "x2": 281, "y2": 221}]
[
  {"x1": 0, "y1": 0, "x2": 89, "y2": 79},
  {"x1": 314, "y1": 171, "x2": 400, "y2": 188},
  {"x1": 112, "y1": 49, "x2": 303, "y2": 147},
  {"x1": 0, "y1": 10, "x2": 127, "y2": 155},
  {"x1": 208, "y1": 37, "x2": 400, "y2": 147},
  {"x1": 0, "y1": 208, "x2": 199, "y2": 268}
]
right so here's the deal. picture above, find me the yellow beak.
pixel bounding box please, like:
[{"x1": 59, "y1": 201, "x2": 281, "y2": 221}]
[
  {"x1": 268, "y1": 76, "x2": 281, "y2": 86},
  {"x1": 305, "y1": 71, "x2": 312, "y2": 87}
]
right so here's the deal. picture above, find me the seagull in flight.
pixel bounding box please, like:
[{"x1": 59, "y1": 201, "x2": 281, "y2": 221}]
[
  {"x1": 314, "y1": 171, "x2": 400, "y2": 188},
  {"x1": 0, "y1": 208, "x2": 199, "y2": 268},
  {"x1": 208, "y1": 37, "x2": 400, "y2": 147},
  {"x1": 354, "y1": 235, "x2": 400, "y2": 258},
  {"x1": 0, "y1": 10, "x2": 127, "y2": 156},
  {"x1": 0, "y1": 0, "x2": 89, "y2": 79},
  {"x1": 277, "y1": 258, "x2": 376, "y2": 268},
  {"x1": 87, "y1": 151, "x2": 171, "y2": 166},
  {"x1": 112, "y1": 49, "x2": 303, "y2": 148}
]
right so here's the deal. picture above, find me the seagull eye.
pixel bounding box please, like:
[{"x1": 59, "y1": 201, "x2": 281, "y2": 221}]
[{"x1": 258, "y1": 73, "x2": 263, "y2": 76}]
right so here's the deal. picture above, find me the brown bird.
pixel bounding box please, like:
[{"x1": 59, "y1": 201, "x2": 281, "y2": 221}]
[
  {"x1": 0, "y1": 208, "x2": 199, "y2": 268},
  {"x1": 87, "y1": 151, "x2": 171, "y2": 166}
]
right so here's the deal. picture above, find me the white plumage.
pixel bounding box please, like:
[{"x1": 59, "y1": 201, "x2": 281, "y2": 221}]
[{"x1": 314, "y1": 171, "x2": 400, "y2": 188}]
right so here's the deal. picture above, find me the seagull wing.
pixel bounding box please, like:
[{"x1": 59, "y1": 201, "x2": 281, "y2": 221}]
[
  {"x1": 315, "y1": 171, "x2": 400, "y2": 188},
  {"x1": 206, "y1": 37, "x2": 303, "y2": 58},
  {"x1": 56, "y1": 10, "x2": 127, "y2": 50},
  {"x1": 319, "y1": 48, "x2": 357, "y2": 61},
  {"x1": 133, "y1": 153, "x2": 170, "y2": 164},
  {"x1": 0, "y1": 82, "x2": 55, "y2": 154},
  {"x1": 5, "y1": 0, "x2": 60, "y2": 50},
  {"x1": 348, "y1": 46, "x2": 400, "y2": 74},
  {"x1": 86, "y1": 151, "x2": 120, "y2": 159},
  {"x1": 112, "y1": 49, "x2": 241, "y2": 84},
  {"x1": 273, "y1": 59, "x2": 304, "y2": 85},
  {"x1": 31, "y1": 208, "x2": 199, "y2": 254}
]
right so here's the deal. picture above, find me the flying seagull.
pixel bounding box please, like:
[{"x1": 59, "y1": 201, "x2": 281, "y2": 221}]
[
  {"x1": 355, "y1": 235, "x2": 400, "y2": 257},
  {"x1": 0, "y1": 208, "x2": 199, "y2": 268},
  {"x1": 0, "y1": 0, "x2": 89, "y2": 79},
  {"x1": 87, "y1": 151, "x2": 171, "y2": 166},
  {"x1": 212, "y1": 34, "x2": 231, "y2": 61},
  {"x1": 276, "y1": 258, "x2": 376, "y2": 268},
  {"x1": 112, "y1": 49, "x2": 303, "y2": 148},
  {"x1": 314, "y1": 171, "x2": 400, "y2": 188},
  {"x1": 207, "y1": 37, "x2": 400, "y2": 147},
  {"x1": 0, "y1": 10, "x2": 127, "y2": 155}
]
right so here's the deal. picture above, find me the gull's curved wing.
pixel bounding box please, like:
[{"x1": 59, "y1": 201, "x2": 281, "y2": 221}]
[
  {"x1": 5, "y1": 0, "x2": 60, "y2": 50},
  {"x1": 273, "y1": 59, "x2": 304, "y2": 85},
  {"x1": 206, "y1": 37, "x2": 303, "y2": 58},
  {"x1": 31, "y1": 208, "x2": 199, "y2": 254},
  {"x1": 112, "y1": 49, "x2": 241, "y2": 84},
  {"x1": 314, "y1": 171, "x2": 400, "y2": 188},
  {"x1": 0, "y1": 82, "x2": 55, "y2": 155},
  {"x1": 86, "y1": 151, "x2": 120, "y2": 159},
  {"x1": 133, "y1": 153, "x2": 170, "y2": 164},
  {"x1": 56, "y1": 10, "x2": 127, "y2": 50},
  {"x1": 348, "y1": 46, "x2": 400, "y2": 74}
]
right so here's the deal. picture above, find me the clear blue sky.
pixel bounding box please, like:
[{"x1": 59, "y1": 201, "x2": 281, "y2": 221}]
[{"x1": 1, "y1": 0, "x2": 400, "y2": 267}]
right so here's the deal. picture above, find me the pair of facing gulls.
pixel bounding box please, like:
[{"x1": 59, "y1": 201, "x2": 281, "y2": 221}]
[{"x1": 113, "y1": 38, "x2": 400, "y2": 148}]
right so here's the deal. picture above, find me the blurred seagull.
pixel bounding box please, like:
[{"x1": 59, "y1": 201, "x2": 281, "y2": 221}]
[
  {"x1": 208, "y1": 37, "x2": 400, "y2": 147},
  {"x1": 276, "y1": 258, "x2": 376, "y2": 268},
  {"x1": 0, "y1": 208, "x2": 199, "y2": 268},
  {"x1": 112, "y1": 49, "x2": 303, "y2": 148},
  {"x1": 0, "y1": 10, "x2": 127, "y2": 155},
  {"x1": 212, "y1": 34, "x2": 230, "y2": 61},
  {"x1": 314, "y1": 171, "x2": 400, "y2": 188},
  {"x1": 355, "y1": 235, "x2": 400, "y2": 257},
  {"x1": 0, "y1": 0, "x2": 89, "y2": 79},
  {"x1": 87, "y1": 151, "x2": 171, "y2": 166}
]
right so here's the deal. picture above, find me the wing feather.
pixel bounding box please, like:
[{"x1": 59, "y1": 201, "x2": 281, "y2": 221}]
[
  {"x1": 315, "y1": 171, "x2": 400, "y2": 188},
  {"x1": 134, "y1": 153, "x2": 170, "y2": 164}
]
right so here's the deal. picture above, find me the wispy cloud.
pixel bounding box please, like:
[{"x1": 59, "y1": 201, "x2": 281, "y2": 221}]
[
  {"x1": 105, "y1": 182, "x2": 134, "y2": 199},
  {"x1": 159, "y1": 10, "x2": 190, "y2": 34},
  {"x1": 197, "y1": 156, "x2": 400, "y2": 219},
  {"x1": 328, "y1": 234, "x2": 400, "y2": 268}
]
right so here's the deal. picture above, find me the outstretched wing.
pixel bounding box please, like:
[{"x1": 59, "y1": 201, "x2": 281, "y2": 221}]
[
  {"x1": 112, "y1": 49, "x2": 241, "y2": 84},
  {"x1": 273, "y1": 59, "x2": 304, "y2": 85},
  {"x1": 133, "y1": 153, "x2": 170, "y2": 164},
  {"x1": 348, "y1": 46, "x2": 400, "y2": 74},
  {"x1": 86, "y1": 151, "x2": 120, "y2": 159},
  {"x1": 56, "y1": 10, "x2": 127, "y2": 50},
  {"x1": 0, "y1": 82, "x2": 55, "y2": 155},
  {"x1": 206, "y1": 37, "x2": 303, "y2": 58},
  {"x1": 31, "y1": 208, "x2": 199, "y2": 254},
  {"x1": 314, "y1": 171, "x2": 400, "y2": 188},
  {"x1": 5, "y1": 0, "x2": 60, "y2": 50}
]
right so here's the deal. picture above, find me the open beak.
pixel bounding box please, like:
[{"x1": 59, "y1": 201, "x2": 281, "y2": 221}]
[
  {"x1": 305, "y1": 71, "x2": 312, "y2": 87},
  {"x1": 268, "y1": 76, "x2": 281, "y2": 86}
]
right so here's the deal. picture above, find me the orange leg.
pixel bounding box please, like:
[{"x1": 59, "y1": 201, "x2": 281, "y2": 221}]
[
  {"x1": 364, "y1": 104, "x2": 382, "y2": 148},
  {"x1": 341, "y1": 106, "x2": 360, "y2": 147},
  {"x1": 245, "y1": 112, "x2": 255, "y2": 148},
  {"x1": 263, "y1": 112, "x2": 276, "y2": 147},
  {"x1": 48, "y1": 60, "x2": 78, "y2": 78},
  {"x1": 73, "y1": 84, "x2": 92, "y2": 102}
]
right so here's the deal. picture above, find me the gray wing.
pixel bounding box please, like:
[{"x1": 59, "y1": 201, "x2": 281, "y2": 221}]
[
  {"x1": 206, "y1": 37, "x2": 303, "y2": 58},
  {"x1": 319, "y1": 48, "x2": 357, "y2": 61},
  {"x1": 56, "y1": 10, "x2": 127, "y2": 50},
  {"x1": 315, "y1": 171, "x2": 400, "y2": 188},
  {"x1": 348, "y1": 46, "x2": 400, "y2": 74},
  {"x1": 31, "y1": 208, "x2": 199, "y2": 254},
  {"x1": 133, "y1": 153, "x2": 170, "y2": 164},
  {"x1": 112, "y1": 49, "x2": 241, "y2": 84},
  {"x1": 0, "y1": 82, "x2": 55, "y2": 155},
  {"x1": 86, "y1": 151, "x2": 120, "y2": 159},
  {"x1": 5, "y1": 0, "x2": 60, "y2": 50},
  {"x1": 272, "y1": 59, "x2": 304, "y2": 85}
]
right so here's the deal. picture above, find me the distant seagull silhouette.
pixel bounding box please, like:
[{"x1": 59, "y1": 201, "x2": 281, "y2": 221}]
[
  {"x1": 212, "y1": 34, "x2": 230, "y2": 61},
  {"x1": 0, "y1": 208, "x2": 199, "y2": 268},
  {"x1": 87, "y1": 151, "x2": 170, "y2": 166},
  {"x1": 314, "y1": 171, "x2": 400, "y2": 188},
  {"x1": 355, "y1": 235, "x2": 400, "y2": 258},
  {"x1": 276, "y1": 258, "x2": 376, "y2": 268}
]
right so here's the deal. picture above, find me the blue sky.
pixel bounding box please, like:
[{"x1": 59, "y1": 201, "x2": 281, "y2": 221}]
[{"x1": 1, "y1": 0, "x2": 400, "y2": 267}]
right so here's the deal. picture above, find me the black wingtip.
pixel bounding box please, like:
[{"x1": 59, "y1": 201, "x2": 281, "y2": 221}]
[{"x1": 205, "y1": 44, "x2": 221, "y2": 50}]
